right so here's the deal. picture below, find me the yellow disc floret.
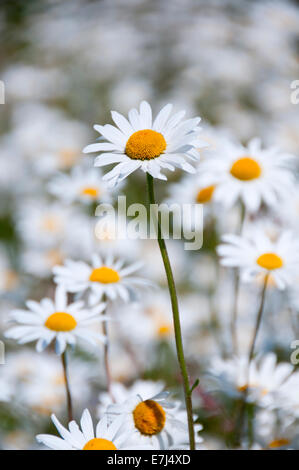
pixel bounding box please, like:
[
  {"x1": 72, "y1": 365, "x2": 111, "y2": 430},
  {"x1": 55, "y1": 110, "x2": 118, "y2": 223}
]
[
  {"x1": 269, "y1": 438, "x2": 290, "y2": 449},
  {"x1": 133, "y1": 399, "x2": 166, "y2": 436},
  {"x1": 256, "y1": 253, "x2": 283, "y2": 270},
  {"x1": 83, "y1": 438, "x2": 117, "y2": 450},
  {"x1": 89, "y1": 266, "x2": 120, "y2": 284},
  {"x1": 125, "y1": 130, "x2": 166, "y2": 160},
  {"x1": 80, "y1": 186, "x2": 99, "y2": 198},
  {"x1": 196, "y1": 185, "x2": 215, "y2": 203},
  {"x1": 230, "y1": 157, "x2": 261, "y2": 181},
  {"x1": 45, "y1": 312, "x2": 77, "y2": 332}
]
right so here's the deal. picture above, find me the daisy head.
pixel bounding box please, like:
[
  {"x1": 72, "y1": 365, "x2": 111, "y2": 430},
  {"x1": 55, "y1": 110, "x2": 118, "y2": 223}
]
[
  {"x1": 48, "y1": 165, "x2": 113, "y2": 205},
  {"x1": 53, "y1": 253, "x2": 152, "y2": 305},
  {"x1": 107, "y1": 391, "x2": 188, "y2": 449},
  {"x1": 5, "y1": 286, "x2": 107, "y2": 354},
  {"x1": 198, "y1": 138, "x2": 295, "y2": 213},
  {"x1": 83, "y1": 101, "x2": 207, "y2": 187},
  {"x1": 36, "y1": 409, "x2": 140, "y2": 450},
  {"x1": 217, "y1": 228, "x2": 299, "y2": 289}
]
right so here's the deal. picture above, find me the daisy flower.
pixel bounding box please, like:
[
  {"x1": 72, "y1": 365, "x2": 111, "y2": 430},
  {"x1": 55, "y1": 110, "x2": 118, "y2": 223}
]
[
  {"x1": 53, "y1": 253, "x2": 152, "y2": 305},
  {"x1": 217, "y1": 228, "x2": 299, "y2": 289},
  {"x1": 48, "y1": 165, "x2": 113, "y2": 205},
  {"x1": 36, "y1": 408, "x2": 147, "y2": 450},
  {"x1": 83, "y1": 101, "x2": 207, "y2": 186},
  {"x1": 209, "y1": 353, "x2": 293, "y2": 406},
  {"x1": 198, "y1": 138, "x2": 295, "y2": 213},
  {"x1": 106, "y1": 391, "x2": 190, "y2": 449},
  {"x1": 5, "y1": 286, "x2": 107, "y2": 354}
]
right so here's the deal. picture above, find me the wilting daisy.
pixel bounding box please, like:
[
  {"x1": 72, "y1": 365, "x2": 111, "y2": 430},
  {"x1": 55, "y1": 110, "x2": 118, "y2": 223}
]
[
  {"x1": 5, "y1": 286, "x2": 107, "y2": 354},
  {"x1": 107, "y1": 391, "x2": 190, "y2": 449},
  {"x1": 36, "y1": 409, "x2": 147, "y2": 450},
  {"x1": 83, "y1": 101, "x2": 207, "y2": 186},
  {"x1": 53, "y1": 254, "x2": 152, "y2": 305},
  {"x1": 198, "y1": 138, "x2": 294, "y2": 212},
  {"x1": 48, "y1": 165, "x2": 112, "y2": 205},
  {"x1": 217, "y1": 228, "x2": 299, "y2": 289}
]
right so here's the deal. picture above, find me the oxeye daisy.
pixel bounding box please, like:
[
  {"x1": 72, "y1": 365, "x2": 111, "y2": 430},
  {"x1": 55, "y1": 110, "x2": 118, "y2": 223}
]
[
  {"x1": 217, "y1": 228, "x2": 299, "y2": 290},
  {"x1": 83, "y1": 101, "x2": 207, "y2": 186},
  {"x1": 198, "y1": 138, "x2": 295, "y2": 213},
  {"x1": 106, "y1": 392, "x2": 190, "y2": 449},
  {"x1": 53, "y1": 254, "x2": 152, "y2": 305},
  {"x1": 36, "y1": 409, "x2": 147, "y2": 450},
  {"x1": 48, "y1": 165, "x2": 113, "y2": 205},
  {"x1": 5, "y1": 286, "x2": 107, "y2": 354}
]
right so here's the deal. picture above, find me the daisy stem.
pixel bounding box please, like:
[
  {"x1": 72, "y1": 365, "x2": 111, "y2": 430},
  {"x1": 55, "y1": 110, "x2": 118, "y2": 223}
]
[
  {"x1": 235, "y1": 273, "x2": 269, "y2": 446},
  {"x1": 231, "y1": 202, "x2": 246, "y2": 356},
  {"x1": 146, "y1": 173, "x2": 195, "y2": 451},
  {"x1": 61, "y1": 350, "x2": 73, "y2": 422},
  {"x1": 102, "y1": 296, "x2": 115, "y2": 403}
]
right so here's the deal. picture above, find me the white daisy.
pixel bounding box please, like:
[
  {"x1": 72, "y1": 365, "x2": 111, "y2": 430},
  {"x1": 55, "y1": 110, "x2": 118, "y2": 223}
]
[
  {"x1": 48, "y1": 165, "x2": 113, "y2": 205},
  {"x1": 83, "y1": 101, "x2": 207, "y2": 186},
  {"x1": 36, "y1": 408, "x2": 146, "y2": 450},
  {"x1": 106, "y1": 392, "x2": 190, "y2": 449},
  {"x1": 217, "y1": 228, "x2": 299, "y2": 289},
  {"x1": 5, "y1": 286, "x2": 107, "y2": 354},
  {"x1": 53, "y1": 253, "x2": 152, "y2": 305},
  {"x1": 209, "y1": 353, "x2": 294, "y2": 407},
  {"x1": 198, "y1": 138, "x2": 295, "y2": 213}
]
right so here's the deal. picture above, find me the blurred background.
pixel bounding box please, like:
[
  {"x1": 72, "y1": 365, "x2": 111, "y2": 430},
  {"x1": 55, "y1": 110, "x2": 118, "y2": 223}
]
[{"x1": 0, "y1": 0, "x2": 299, "y2": 450}]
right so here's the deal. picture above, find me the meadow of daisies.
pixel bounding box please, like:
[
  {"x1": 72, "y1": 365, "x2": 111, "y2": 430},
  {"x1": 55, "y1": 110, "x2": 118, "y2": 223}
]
[{"x1": 1, "y1": 0, "x2": 299, "y2": 451}]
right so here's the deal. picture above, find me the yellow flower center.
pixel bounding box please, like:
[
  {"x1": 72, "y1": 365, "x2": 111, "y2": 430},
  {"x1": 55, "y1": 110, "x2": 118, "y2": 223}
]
[
  {"x1": 83, "y1": 438, "x2": 117, "y2": 450},
  {"x1": 80, "y1": 186, "x2": 99, "y2": 199},
  {"x1": 133, "y1": 399, "x2": 166, "y2": 436},
  {"x1": 41, "y1": 215, "x2": 62, "y2": 233},
  {"x1": 45, "y1": 312, "x2": 77, "y2": 332},
  {"x1": 58, "y1": 148, "x2": 79, "y2": 168},
  {"x1": 269, "y1": 438, "x2": 290, "y2": 449},
  {"x1": 196, "y1": 185, "x2": 215, "y2": 203},
  {"x1": 125, "y1": 129, "x2": 166, "y2": 160},
  {"x1": 230, "y1": 157, "x2": 261, "y2": 181},
  {"x1": 256, "y1": 253, "x2": 283, "y2": 270},
  {"x1": 157, "y1": 324, "x2": 172, "y2": 337},
  {"x1": 89, "y1": 266, "x2": 120, "y2": 284}
]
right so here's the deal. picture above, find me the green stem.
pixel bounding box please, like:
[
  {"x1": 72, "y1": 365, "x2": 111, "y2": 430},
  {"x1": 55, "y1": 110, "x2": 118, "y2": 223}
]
[
  {"x1": 102, "y1": 297, "x2": 115, "y2": 403},
  {"x1": 235, "y1": 273, "x2": 269, "y2": 446},
  {"x1": 146, "y1": 173, "x2": 195, "y2": 450},
  {"x1": 61, "y1": 350, "x2": 73, "y2": 422}
]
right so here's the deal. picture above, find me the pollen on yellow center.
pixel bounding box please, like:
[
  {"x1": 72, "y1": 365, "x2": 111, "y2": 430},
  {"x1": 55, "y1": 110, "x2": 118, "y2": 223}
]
[
  {"x1": 45, "y1": 312, "x2": 77, "y2": 332},
  {"x1": 89, "y1": 266, "x2": 120, "y2": 284},
  {"x1": 196, "y1": 185, "x2": 215, "y2": 203},
  {"x1": 157, "y1": 324, "x2": 172, "y2": 337},
  {"x1": 256, "y1": 253, "x2": 283, "y2": 270},
  {"x1": 80, "y1": 186, "x2": 99, "y2": 198},
  {"x1": 133, "y1": 399, "x2": 166, "y2": 436},
  {"x1": 230, "y1": 156, "x2": 261, "y2": 181},
  {"x1": 83, "y1": 438, "x2": 117, "y2": 450},
  {"x1": 125, "y1": 129, "x2": 166, "y2": 160}
]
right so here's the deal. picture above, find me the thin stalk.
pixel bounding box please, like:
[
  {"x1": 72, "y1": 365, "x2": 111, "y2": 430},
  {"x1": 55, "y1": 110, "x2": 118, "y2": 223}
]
[
  {"x1": 146, "y1": 173, "x2": 195, "y2": 450},
  {"x1": 61, "y1": 350, "x2": 73, "y2": 422},
  {"x1": 235, "y1": 273, "x2": 269, "y2": 446},
  {"x1": 230, "y1": 202, "x2": 246, "y2": 355},
  {"x1": 102, "y1": 298, "x2": 115, "y2": 402}
]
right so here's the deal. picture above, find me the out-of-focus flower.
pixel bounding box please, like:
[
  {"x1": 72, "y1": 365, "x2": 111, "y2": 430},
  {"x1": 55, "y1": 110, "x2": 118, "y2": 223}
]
[
  {"x1": 53, "y1": 254, "x2": 152, "y2": 305},
  {"x1": 198, "y1": 138, "x2": 295, "y2": 213},
  {"x1": 209, "y1": 353, "x2": 293, "y2": 406},
  {"x1": 5, "y1": 286, "x2": 107, "y2": 354},
  {"x1": 83, "y1": 101, "x2": 207, "y2": 186},
  {"x1": 48, "y1": 165, "x2": 113, "y2": 205},
  {"x1": 217, "y1": 228, "x2": 299, "y2": 289},
  {"x1": 36, "y1": 409, "x2": 147, "y2": 450}
]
